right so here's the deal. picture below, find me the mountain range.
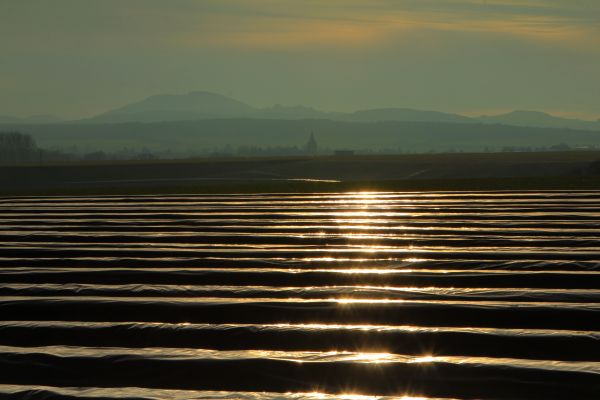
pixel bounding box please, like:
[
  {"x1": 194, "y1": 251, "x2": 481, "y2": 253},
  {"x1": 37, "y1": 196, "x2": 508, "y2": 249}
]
[
  {"x1": 88, "y1": 91, "x2": 600, "y2": 131},
  {"x1": 4, "y1": 91, "x2": 598, "y2": 131}
]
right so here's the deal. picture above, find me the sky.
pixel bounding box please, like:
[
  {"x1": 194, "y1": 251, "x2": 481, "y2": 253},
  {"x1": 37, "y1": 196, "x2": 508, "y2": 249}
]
[{"x1": 1, "y1": 0, "x2": 599, "y2": 119}]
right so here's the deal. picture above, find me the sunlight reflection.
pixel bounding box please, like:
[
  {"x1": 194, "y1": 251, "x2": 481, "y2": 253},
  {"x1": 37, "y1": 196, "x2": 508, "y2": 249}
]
[
  {"x1": 331, "y1": 211, "x2": 411, "y2": 217},
  {"x1": 410, "y1": 355, "x2": 439, "y2": 364},
  {"x1": 335, "y1": 298, "x2": 405, "y2": 304},
  {"x1": 301, "y1": 393, "x2": 383, "y2": 400},
  {"x1": 347, "y1": 352, "x2": 396, "y2": 364},
  {"x1": 0, "y1": 386, "x2": 434, "y2": 400},
  {"x1": 324, "y1": 269, "x2": 414, "y2": 274},
  {"x1": 301, "y1": 258, "x2": 384, "y2": 262},
  {"x1": 333, "y1": 193, "x2": 411, "y2": 256},
  {"x1": 271, "y1": 323, "x2": 402, "y2": 331},
  {"x1": 403, "y1": 257, "x2": 427, "y2": 262},
  {"x1": 318, "y1": 395, "x2": 429, "y2": 400}
]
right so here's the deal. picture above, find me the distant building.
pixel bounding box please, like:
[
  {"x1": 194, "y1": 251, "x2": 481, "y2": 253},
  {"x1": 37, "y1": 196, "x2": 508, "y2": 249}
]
[{"x1": 304, "y1": 132, "x2": 318, "y2": 155}]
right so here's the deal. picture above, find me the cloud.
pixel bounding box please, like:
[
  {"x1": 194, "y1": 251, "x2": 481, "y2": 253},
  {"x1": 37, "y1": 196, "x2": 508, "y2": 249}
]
[
  {"x1": 167, "y1": 0, "x2": 600, "y2": 49},
  {"x1": 3, "y1": 0, "x2": 598, "y2": 52}
]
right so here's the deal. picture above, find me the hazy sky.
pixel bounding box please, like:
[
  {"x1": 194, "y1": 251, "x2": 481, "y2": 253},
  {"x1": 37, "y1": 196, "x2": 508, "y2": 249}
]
[{"x1": 1, "y1": 0, "x2": 599, "y2": 119}]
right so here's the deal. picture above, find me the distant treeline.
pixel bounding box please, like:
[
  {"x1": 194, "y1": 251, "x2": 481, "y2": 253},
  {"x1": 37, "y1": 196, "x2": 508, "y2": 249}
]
[
  {"x1": 0, "y1": 132, "x2": 161, "y2": 164},
  {"x1": 7, "y1": 118, "x2": 600, "y2": 154},
  {"x1": 3, "y1": 131, "x2": 600, "y2": 168},
  {"x1": 0, "y1": 132, "x2": 75, "y2": 163},
  {"x1": 0, "y1": 132, "x2": 36, "y2": 162},
  {"x1": 0, "y1": 131, "x2": 319, "y2": 163}
]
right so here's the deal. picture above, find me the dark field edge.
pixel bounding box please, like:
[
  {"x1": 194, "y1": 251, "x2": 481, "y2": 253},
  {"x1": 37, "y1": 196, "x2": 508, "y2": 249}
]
[{"x1": 2, "y1": 176, "x2": 600, "y2": 197}]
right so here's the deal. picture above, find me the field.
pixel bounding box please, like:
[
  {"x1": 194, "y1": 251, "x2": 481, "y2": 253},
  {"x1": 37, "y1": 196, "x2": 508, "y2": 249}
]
[
  {"x1": 2, "y1": 151, "x2": 600, "y2": 196},
  {"x1": 1, "y1": 152, "x2": 600, "y2": 398},
  {"x1": 0, "y1": 190, "x2": 599, "y2": 399}
]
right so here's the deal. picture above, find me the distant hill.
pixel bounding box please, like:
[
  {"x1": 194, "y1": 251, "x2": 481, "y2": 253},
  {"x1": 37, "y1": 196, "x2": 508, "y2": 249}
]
[
  {"x1": 86, "y1": 91, "x2": 480, "y2": 124},
  {"x1": 478, "y1": 110, "x2": 600, "y2": 131},
  {"x1": 253, "y1": 104, "x2": 333, "y2": 120},
  {"x1": 5, "y1": 91, "x2": 599, "y2": 131},
  {"x1": 346, "y1": 108, "x2": 474, "y2": 124},
  {"x1": 83, "y1": 91, "x2": 600, "y2": 131},
  {"x1": 89, "y1": 91, "x2": 257, "y2": 123}
]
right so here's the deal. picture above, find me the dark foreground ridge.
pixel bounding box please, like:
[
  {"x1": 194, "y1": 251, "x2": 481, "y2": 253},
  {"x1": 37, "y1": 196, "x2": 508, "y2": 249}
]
[{"x1": 0, "y1": 191, "x2": 599, "y2": 399}]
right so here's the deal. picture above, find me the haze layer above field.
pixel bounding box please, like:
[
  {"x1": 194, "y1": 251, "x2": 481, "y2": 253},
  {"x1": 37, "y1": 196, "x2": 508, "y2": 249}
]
[{"x1": 1, "y1": 1, "x2": 599, "y2": 120}]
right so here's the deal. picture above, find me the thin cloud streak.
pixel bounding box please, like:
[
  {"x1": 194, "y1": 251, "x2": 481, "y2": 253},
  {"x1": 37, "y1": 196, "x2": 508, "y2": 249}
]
[{"x1": 2, "y1": 1, "x2": 598, "y2": 51}]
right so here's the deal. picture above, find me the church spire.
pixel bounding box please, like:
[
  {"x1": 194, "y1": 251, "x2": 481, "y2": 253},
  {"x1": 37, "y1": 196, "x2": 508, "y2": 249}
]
[{"x1": 305, "y1": 132, "x2": 317, "y2": 155}]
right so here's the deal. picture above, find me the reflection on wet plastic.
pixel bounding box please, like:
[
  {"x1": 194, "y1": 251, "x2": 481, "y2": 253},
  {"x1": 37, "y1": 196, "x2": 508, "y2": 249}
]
[{"x1": 1, "y1": 191, "x2": 599, "y2": 398}]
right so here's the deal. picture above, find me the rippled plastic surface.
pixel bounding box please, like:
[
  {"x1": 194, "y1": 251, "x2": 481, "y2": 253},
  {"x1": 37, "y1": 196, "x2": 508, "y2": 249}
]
[{"x1": 0, "y1": 191, "x2": 599, "y2": 399}]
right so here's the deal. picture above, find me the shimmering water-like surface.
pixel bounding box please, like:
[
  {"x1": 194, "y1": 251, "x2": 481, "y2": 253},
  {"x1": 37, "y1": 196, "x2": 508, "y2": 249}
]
[{"x1": 0, "y1": 191, "x2": 599, "y2": 399}]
